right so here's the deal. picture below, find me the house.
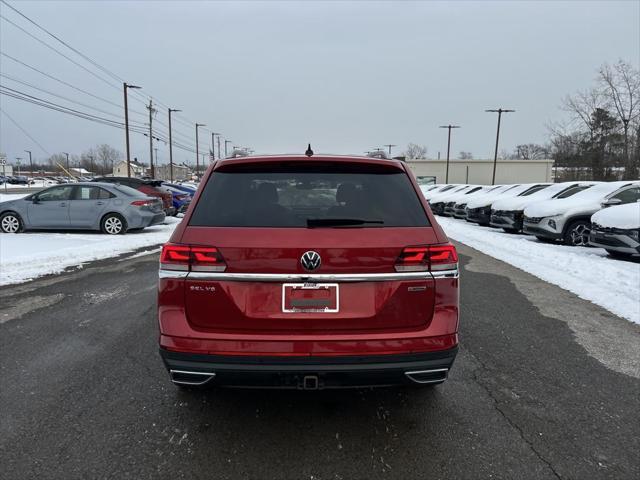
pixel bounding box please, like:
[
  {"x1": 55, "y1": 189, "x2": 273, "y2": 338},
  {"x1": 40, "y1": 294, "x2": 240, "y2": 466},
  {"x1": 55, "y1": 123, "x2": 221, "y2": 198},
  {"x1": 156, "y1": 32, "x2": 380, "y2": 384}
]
[
  {"x1": 154, "y1": 163, "x2": 191, "y2": 181},
  {"x1": 112, "y1": 160, "x2": 146, "y2": 177}
]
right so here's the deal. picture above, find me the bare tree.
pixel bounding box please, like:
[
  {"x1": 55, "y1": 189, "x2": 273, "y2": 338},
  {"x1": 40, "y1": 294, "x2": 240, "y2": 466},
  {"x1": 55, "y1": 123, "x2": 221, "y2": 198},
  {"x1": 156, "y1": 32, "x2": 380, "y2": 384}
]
[
  {"x1": 95, "y1": 144, "x2": 121, "y2": 175},
  {"x1": 404, "y1": 143, "x2": 427, "y2": 160},
  {"x1": 511, "y1": 143, "x2": 550, "y2": 160},
  {"x1": 459, "y1": 151, "x2": 473, "y2": 159},
  {"x1": 598, "y1": 60, "x2": 640, "y2": 178}
]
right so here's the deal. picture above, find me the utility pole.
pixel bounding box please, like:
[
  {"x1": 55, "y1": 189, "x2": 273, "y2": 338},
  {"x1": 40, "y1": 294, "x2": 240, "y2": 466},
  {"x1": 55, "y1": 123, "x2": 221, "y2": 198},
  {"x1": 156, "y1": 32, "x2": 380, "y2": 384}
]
[
  {"x1": 486, "y1": 108, "x2": 515, "y2": 185},
  {"x1": 15, "y1": 157, "x2": 22, "y2": 176},
  {"x1": 88, "y1": 155, "x2": 94, "y2": 177},
  {"x1": 195, "y1": 123, "x2": 206, "y2": 179},
  {"x1": 63, "y1": 152, "x2": 70, "y2": 175},
  {"x1": 439, "y1": 125, "x2": 460, "y2": 183},
  {"x1": 224, "y1": 140, "x2": 232, "y2": 158},
  {"x1": 147, "y1": 99, "x2": 156, "y2": 178},
  {"x1": 123, "y1": 82, "x2": 141, "y2": 177},
  {"x1": 25, "y1": 150, "x2": 32, "y2": 177},
  {"x1": 383, "y1": 144, "x2": 396, "y2": 156},
  {"x1": 168, "y1": 108, "x2": 181, "y2": 182}
]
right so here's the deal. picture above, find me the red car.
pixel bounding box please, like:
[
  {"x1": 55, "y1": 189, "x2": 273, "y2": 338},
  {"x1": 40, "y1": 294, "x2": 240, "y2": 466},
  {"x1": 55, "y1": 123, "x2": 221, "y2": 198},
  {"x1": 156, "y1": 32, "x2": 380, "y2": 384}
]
[{"x1": 158, "y1": 153, "x2": 459, "y2": 389}]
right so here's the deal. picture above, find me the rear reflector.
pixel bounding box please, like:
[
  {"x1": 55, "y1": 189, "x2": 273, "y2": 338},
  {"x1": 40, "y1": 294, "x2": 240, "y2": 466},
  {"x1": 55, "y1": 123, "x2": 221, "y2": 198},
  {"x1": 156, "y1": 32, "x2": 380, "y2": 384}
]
[
  {"x1": 160, "y1": 244, "x2": 226, "y2": 272},
  {"x1": 395, "y1": 244, "x2": 458, "y2": 272}
]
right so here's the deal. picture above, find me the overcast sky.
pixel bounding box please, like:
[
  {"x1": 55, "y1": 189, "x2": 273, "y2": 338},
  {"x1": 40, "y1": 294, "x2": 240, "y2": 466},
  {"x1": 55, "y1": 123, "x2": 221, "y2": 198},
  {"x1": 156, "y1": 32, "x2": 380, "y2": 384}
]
[{"x1": 0, "y1": 0, "x2": 639, "y2": 166}]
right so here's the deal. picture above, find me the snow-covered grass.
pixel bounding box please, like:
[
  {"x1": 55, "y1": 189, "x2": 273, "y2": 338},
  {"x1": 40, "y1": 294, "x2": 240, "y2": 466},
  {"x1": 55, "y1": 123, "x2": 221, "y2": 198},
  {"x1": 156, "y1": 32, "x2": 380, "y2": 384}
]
[
  {"x1": 439, "y1": 216, "x2": 640, "y2": 324},
  {"x1": 0, "y1": 217, "x2": 180, "y2": 286}
]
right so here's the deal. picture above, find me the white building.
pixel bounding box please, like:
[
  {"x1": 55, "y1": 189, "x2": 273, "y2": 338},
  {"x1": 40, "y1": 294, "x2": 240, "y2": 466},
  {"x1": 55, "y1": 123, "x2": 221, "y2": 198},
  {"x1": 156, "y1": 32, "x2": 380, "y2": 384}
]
[
  {"x1": 112, "y1": 160, "x2": 145, "y2": 177},
  {"x1": 404, "y1": 158, "x2": 554, "y2": 185}
]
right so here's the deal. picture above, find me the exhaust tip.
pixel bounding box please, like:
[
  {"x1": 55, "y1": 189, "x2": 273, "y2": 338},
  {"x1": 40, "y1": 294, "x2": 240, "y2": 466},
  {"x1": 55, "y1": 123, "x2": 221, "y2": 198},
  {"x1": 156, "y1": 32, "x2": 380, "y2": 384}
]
[
  {"x1": 405, "y1": 368, "x2": 448, "y2": 384},
  {"x1": 170, "y1": 369, "x2": 216, "y2": 386}
]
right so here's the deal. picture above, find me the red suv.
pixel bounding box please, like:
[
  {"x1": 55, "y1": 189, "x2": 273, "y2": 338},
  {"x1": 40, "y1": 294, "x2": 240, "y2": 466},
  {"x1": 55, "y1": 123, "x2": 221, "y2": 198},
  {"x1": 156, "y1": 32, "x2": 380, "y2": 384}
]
[{"x1": 158, "y1": 154, "x2": 459, "y2": 389}]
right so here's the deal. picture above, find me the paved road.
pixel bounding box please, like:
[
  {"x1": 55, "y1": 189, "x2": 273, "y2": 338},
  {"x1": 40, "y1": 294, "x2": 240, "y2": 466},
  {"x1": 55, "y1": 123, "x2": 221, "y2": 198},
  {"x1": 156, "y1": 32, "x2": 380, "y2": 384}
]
[{"x1": 1, "y1": 243, "x2": 639, "y2": 480}]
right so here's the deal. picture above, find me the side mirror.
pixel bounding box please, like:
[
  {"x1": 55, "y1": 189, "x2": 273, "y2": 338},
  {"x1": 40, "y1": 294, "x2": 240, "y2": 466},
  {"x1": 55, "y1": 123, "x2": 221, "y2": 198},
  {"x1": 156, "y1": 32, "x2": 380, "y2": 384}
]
[
  {"x1": 32, "y1": 196, "x2": 40, "y2": 204},
  {"x1": 601, "y1": 198, "x2": 622, "y2": 208}
]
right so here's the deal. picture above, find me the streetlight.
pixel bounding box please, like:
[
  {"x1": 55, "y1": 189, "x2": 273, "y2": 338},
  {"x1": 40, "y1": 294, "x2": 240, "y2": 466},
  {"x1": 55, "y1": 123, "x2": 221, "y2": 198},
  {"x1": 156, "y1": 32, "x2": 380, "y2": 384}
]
[
  {"x1": 439, "y1": 125, "x2": 461, "y2": 183},
  {"x1": 383, "y1": 144, "x2": 396, "y2": 156},
  {"x1": 25, "y1": 150, "x2": 32, "y2": 178},
  {"x1": 168, "y1": 108, "x2": 181, "y2": 182},
  {"x1": 63, "y1": 152, "x2": 70, "y2": 176},
  {"x1": 123, "y1": 82, "x2": 142, "y2": 177},
  {"x1": 485, "y1": 108, "x2": 515, "y2": 185},
  {"x1": 195, "y1": 123, "x2": 206, "y2": 179}
]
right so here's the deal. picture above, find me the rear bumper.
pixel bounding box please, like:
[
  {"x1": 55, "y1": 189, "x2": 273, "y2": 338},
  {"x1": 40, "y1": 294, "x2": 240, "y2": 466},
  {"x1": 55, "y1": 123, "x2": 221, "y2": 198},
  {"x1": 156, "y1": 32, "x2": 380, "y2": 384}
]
[
  {"x1": 589, "y1": 230, "x2": 640, "y2": 254},
  {"x1": 160, "y1": 346, "x2": 458, "y2": 389}
]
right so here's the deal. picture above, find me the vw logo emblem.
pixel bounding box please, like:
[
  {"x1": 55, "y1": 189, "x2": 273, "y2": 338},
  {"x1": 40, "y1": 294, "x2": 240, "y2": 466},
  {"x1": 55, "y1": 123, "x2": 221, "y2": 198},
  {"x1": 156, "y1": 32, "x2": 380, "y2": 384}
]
[{"x1": 301, "y1": 251, "x2": 321, "y2": 271}]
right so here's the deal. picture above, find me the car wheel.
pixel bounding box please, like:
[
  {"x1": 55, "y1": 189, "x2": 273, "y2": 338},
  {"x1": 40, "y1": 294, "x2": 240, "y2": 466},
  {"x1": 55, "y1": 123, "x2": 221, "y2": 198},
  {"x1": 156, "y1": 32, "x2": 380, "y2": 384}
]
[
  {"x1": 0, "y1": 212, "x2": 24, "y2": 233},
  {"x1": 101, "y1": 213, "x2": 127, "y2": 235},
  {"x1": 564, "y1": 220, "x2": 590, "y2": 246}
]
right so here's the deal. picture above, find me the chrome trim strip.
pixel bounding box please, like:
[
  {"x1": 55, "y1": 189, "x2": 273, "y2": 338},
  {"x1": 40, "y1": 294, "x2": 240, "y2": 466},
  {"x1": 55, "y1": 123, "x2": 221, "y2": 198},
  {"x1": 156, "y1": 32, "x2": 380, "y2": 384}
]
[
  {"x1": 404, "y1": 368, "x2": 449, "y2": 384},
  {"x1": 159, "y1": 269, "x2": 459, "y2": 282},
  {"x1": 159, "y1": 269, "x2": 459, "y2": 281},
  {"x1": 169, "y1": 369, "x2": 216, "y2": 386},
  {"x1": 159, "y1": 270, "x2": 189, "y2": 279}
]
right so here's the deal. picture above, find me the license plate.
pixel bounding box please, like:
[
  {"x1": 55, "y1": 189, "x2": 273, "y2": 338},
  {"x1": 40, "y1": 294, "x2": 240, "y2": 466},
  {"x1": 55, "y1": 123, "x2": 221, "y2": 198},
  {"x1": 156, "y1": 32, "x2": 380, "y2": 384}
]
[{"x1": 282, "y1": 283, "x2": 339, "y2": 313}]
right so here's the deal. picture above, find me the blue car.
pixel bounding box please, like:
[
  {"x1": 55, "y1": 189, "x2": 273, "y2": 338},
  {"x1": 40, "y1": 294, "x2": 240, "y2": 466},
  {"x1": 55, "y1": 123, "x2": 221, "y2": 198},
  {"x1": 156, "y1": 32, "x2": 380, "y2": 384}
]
[
  {"x1": 164, "y1": 183, "x2": 196, "y2": 197},
  {"x1": 163, "y1": 185, "x2": 191, "y2": 214}
]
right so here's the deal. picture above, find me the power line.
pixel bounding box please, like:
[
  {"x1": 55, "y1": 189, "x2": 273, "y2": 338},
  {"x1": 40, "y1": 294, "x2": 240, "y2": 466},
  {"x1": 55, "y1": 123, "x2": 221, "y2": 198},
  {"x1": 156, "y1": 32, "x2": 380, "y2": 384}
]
[
  {"x1": 0, "y1": 86, "x2": 201, "y2": 155},
  {"x1": 1, "y1": 0, "x2": 124, "y2": 85},
  {"x1": 0, "y1": 107, "x2": 50, "y2": 155},
  {"x1": 0, "y1": 13, "x2": 121, "y2": 92},
  {"x1": 0, "y1": 73, "x2": 145, "y2": 126},
  {"x1": 0, "y1": 52, "x2": 145, "y2": 116}
]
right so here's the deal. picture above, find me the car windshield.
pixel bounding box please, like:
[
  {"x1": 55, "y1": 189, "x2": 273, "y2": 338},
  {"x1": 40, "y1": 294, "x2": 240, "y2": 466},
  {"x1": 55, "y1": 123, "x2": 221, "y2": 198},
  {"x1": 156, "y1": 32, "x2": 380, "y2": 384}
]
[{"x1": 190, "y1": 165, "x2": 429, "y2": 227}]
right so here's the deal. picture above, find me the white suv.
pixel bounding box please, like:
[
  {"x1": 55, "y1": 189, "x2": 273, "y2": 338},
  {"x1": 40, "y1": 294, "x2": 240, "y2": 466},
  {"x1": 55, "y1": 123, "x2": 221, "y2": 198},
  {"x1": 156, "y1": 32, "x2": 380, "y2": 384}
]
[{"x1": 523, "y1": 181, "x2": 640, "y2": 246}]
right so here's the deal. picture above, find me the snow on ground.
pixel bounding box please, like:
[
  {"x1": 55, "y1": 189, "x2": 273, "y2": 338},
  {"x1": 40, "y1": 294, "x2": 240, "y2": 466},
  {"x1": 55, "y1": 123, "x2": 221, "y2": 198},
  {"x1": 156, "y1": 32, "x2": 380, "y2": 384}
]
[
  {"x1": 0, "y1": 217, "x2": 180, "y2": 286},
  {"x1": 439, "y1": 216, "x2": 640, "y2": 324}
]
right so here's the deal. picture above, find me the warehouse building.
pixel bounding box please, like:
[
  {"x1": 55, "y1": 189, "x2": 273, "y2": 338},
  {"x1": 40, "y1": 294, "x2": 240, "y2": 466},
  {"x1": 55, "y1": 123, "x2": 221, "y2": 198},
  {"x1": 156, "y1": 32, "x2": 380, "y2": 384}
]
[{"x1": 404, "y1": 159, "x2": 554, "y2": 185}]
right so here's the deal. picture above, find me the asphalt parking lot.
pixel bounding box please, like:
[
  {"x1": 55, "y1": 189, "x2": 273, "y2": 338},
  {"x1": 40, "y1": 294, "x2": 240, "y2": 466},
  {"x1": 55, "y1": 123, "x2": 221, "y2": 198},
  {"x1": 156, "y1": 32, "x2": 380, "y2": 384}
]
[{"x1": 1, "y1": 242, "x2": 638, "y2": 480}]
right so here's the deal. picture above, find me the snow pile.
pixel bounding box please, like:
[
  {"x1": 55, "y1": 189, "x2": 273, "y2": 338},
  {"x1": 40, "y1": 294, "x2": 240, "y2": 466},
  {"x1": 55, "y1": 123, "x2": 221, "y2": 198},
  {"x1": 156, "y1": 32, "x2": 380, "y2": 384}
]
[
  {"x1": 591, "y1": 203, "x2": 640, "y2": 230},
  {"x1": 0, "y1": 217, "x2": 180, "y2": 286},
  {"x1": 0, "y1": 193, "x2": 28, "y2": 202},
  {"x1": 439, "y1": 216, "x2": 640, "y2": 324},
  {"x1": 525, "y1": 181, "x2": 636, "y2": 218}
]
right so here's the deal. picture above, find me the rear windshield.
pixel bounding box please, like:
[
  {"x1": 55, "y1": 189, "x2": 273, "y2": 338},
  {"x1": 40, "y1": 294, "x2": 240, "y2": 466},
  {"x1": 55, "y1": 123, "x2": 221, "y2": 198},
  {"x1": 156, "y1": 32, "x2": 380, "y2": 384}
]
[
  {"x1": 113, "y1": 185, "x2": 145, "y2": 197},
  {"x1": 190, "y1": 165, "x2": 429, "y2": 227}
]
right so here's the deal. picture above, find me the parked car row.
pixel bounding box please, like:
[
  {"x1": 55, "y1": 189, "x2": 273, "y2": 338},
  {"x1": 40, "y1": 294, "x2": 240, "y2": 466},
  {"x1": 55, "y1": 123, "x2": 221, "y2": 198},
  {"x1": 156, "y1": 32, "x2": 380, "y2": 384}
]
[
  {"x1": 422, "y1": 180, "x2": 640, "y2": 259},
  {"x1": 0, "y1": 182, "x2": 165, "y2": 234}
]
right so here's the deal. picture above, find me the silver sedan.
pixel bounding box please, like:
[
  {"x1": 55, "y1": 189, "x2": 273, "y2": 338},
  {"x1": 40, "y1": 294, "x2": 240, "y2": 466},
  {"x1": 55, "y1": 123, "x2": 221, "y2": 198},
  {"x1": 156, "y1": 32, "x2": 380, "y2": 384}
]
[{"x1": 0, "y1": 182, "x2": 166, "y2": 234}]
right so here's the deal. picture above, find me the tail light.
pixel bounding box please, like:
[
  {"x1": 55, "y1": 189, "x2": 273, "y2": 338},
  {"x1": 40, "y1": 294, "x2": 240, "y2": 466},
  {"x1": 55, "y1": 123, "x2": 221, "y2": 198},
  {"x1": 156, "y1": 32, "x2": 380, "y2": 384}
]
[
  {"x1": 160, "y1": 243, "x2": 226, "y2": 272},
  {"x1": 395, "y1": 244, "x2": 458, "y2": 272},
  {"x1": 130, "y1": 199, "x2": 154, "y2": 207}
]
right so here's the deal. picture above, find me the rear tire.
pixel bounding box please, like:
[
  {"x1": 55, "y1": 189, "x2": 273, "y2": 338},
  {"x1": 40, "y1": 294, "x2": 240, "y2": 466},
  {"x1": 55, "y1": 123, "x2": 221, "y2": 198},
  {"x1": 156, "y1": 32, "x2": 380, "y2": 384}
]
[
  {"x1": 563, "y1": 220, "x2": 590, "y2": 246},
  {"x1": 0, "y1": 212, "x2": 24, "y2": 233},
  {"x1": 100, "y1": 213, "x2": 127, "y2": 235}
]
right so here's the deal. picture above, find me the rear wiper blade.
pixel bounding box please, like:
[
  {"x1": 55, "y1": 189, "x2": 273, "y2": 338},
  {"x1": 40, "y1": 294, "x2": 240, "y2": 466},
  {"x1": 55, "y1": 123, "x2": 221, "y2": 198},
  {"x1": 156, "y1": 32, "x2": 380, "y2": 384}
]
[{"x1": 306, "y1": 218, "x2": 384, "y2": 228}]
